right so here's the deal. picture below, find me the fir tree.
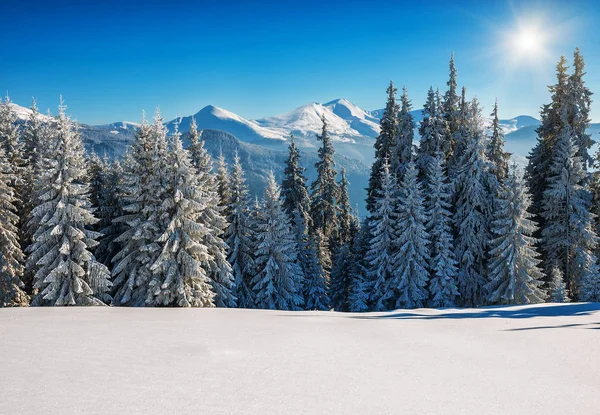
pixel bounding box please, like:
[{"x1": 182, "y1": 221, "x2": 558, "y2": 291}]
[
  {"x1": 225, "y1": 153, "x2": 255, "y2": 308},
  {"x1": 112, "y1": 112, "x2": 167, "y2": 306},
  {"x1": 488, "y1": 100, "x2": 511, "y2": 184},
  {"x1": 347, "y1": 221, "x2": 371, "y2": 312},
  {"x1": 329, "y1": 215, "x2": 359, "y2": 311},
  {"x1": 391, "y1": 86, "x2": 415, "y2": 180},
  {"x1": 568, "y1": 48, "x2": 594, "y2": 170},
  {"x1": 453, "y1": 99, "x2": 492, "y2": 307},
  {"x1": 27, "y1": 99, "x2": 111, "y2": 306},
  {"x1": 425, "y1": 154, "x2": 459, "y2": 308},
  {"x1": 251, "y1": 172, "x2": 303, "y2": 310},
  {"x1": 526, "y1": 56, "x2": 570, "y2": 240},
  {"x1": 541, "y1": 109, "x2": 598, "y2": 300},
  {"x1": 0, "y1": 95, "x2": 25, "y2": 197},
  {"x1": 393, "y1": 161, "x2": 430, "y2": 309},
  {"x1": 367, "y1": 81, "x2": 399, "y2": 214},
  {"x1": 486, "y1": 169, "x2": 546, "y2": 305},
  {"x1": 215, "y1": 152, "x2": 232, "y2": 215},
  {"x1": 441, "y1": 52, "x2": 459, "y2": 162},
  {"x1": 447, "y1": 87, "x2": 468, "y2": 179},
  {"x1": 147, "y1": 130, "x2": 215, "y2": 307},
  {"x1": 417, "y1": 88, "x2": 447, "y2": 182},
  {"x1": 548, "y1": 267, "x2": 569, "y2": 303},
  {"x1": 95, "y1": 158, "x2": 124, "y2": 268},
  {"x1": 187, "y1": 120, "x2": 236, "y2": 308},
  {"x1": 310, "y1": 115, "x2": 338, "y2": 239},
  {"x1": 335, "y1": 168, "x2": 354, "y2": 247},
  {"x1": 0, "y1": 147, "x2": 28, "y2": 307},
  {"x1": 368, "y1": 161, "x2": 400, "y2": 311},
  {"x1": 303, "y1": 229, "x2": 330, "y2": 310}
]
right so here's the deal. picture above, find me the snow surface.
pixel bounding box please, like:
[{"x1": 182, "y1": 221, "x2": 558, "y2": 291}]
[{"x1": 1, "y1": 303, "x2": 599, "y2": 414}]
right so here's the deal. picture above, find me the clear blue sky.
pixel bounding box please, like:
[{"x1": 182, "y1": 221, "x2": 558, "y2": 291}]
[{"x1": 1, "y1": 0, "x2": 599, "y2": 124}]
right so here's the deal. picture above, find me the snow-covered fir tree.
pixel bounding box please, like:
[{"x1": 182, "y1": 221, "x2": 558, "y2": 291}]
[
  {"x1": 425, "y1": 154, "x2": 459, "y2": 308},
  {"x1": 0, "y1": 147, "x2": 28, "y2": 307},
  {"x1": 112, "y1": 111, "x2": 169, "y2": 305},
  {"x1": 347, "y1": 222, "x2": 371, "y2": 312},
  {"x1": 186, "y1": 119, "x2": 236, "y2": 308},
  {"x1": 368, "y1": 161, "x2": 400, "y2": 311},
  {"x1": 526, "y1": 56, "x2": 570, "y2": 240},
  {"x1": 441, "y1": 52, "x2": 459, "y2": 163},
  {"x1": 0, "y1": 96, "x2": 26, "y2": 197},
  {"x1": 367, "y1": 81, "x2": 399, "y2": 214},
  {"x1": 453, "y1": 98, "x2": 492, "y2": 307},
  {"x1": 541, "y1": 109, "x2": 599, "y2": 300},
  {"x1": 447, "y1": 87, "x2": 469, "y2": 179},
  {"x1": 280, "y1": 134, "x2": 328, "y2": 309},
  {"x1": 225, "y1": 153, "x2": 255, "y2": 308},
  {"x1": 94, "y1": 158, "x2": 124, "y2": 267},
  {"x1": 215, "y1": 152, "x2": 232, "y2": 216},
  {"x1": 310, "y1": 115, "x2": 338, "y2": 240},
  {"x1": 147, "y1": 129, "x2": 215, "y2": 307},
  {"x1": 251, "y1": 172, "x2": 303, "y2": 310},
  {"x1": 393, "y1": 161, "x2": 430, "y2": 309},
  {"x1": 303, "y1": 229, "x2": 330, "y2": 310},
  {"x1": 486, "y1": 168, "x2": 546, "y2": 305},
  {"x1": 487, "y1": 100, "x2": 511, "y2": 184},
  {"x1": 548, "y1": 267, "x2": 569, "y2": 303},
  {"x1": 568, "y1": 48, "x2": 594, "y2": 170},
  {"x1": 333, "y1": 168, "x2": 354, "y2": 248},
  {"x1": 417, "y1": 88, "x2": 447, "y2": 182},
  {"x1": 330, "y1": 212, "x2": 360, "y2": 311},
  {"x1": 27, "y1": 100, "x2": 111, "y2": 306},
  {"x1": 391, "y1": 86, "x2": 415, "y2": 180}
]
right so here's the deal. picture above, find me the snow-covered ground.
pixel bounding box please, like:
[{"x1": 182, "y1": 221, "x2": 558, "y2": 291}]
[{"x1": 1, "y1": 303, "x2": 599, "y2": 414}]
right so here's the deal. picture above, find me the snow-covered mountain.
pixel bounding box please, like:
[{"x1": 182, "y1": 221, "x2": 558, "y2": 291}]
[
  {"x1": 255, "y1": 99, "x2": 380, "y2": 144},
  {"x1": 166, "y1": 105, "x2": 286, "y2": 144}
]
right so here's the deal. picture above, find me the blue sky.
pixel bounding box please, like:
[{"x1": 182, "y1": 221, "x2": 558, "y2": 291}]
[{"x1": 1, "y1": 0, "x2": 599, "y2": 124}]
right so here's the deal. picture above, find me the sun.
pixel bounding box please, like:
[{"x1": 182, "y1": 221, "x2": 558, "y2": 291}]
[{"x1": 512, "y1": 25, "x2": 545, "y2": 55}]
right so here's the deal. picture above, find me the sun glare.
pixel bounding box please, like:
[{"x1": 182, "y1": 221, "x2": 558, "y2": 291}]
[{"x1": 513, "y1": 25, "x2": 545, "y2": 55}]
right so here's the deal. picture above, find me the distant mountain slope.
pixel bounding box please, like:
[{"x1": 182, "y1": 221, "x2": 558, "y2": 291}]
[{"x1": 166, "y1": 105, "x2": 286, "y2": 144}]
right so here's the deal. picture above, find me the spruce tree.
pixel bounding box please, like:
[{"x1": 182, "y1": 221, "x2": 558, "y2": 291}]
[
  {"x1": 251, "y1": 172, "x2": 303, "y2": 310},
  {"x1": 391, "y1": 86, "x2": 415, "y2": 180},
  {"x1": 147, "y1": 130, "x2": 215, "y2": 307},
  {"x1": 453, "y1": 99, "x2": 492, "y2": 307},
  {"x1": 187, "y1": 121, "x2": 236, "y2": 308},
  {"x1": 393, "y1": 161, "x2": 430, "y2": 309},
  {"x1": 417, "y1": 88, "x2": 447, "y2": 182},
  {"x1": 0, "y1": 147, "x2": 28, "y2": 307},
  {"x1": 425, "y1": 154, "x2": 459, "y2": 308},
  {"x1": 0, "y1": 95, "x2": 25, "y2": 198},
  {"x1": 28, "y1": 100, "x2": 111, "y2": 306},
  {"x1": 526, "y1": 56, "x2": 570, "y2": 240},
  {"x1": 310, "y1": 115, "x2": 338, "y2": 239},
  {"x1": 347, "y1": 222, "x2": 371, "y2": 312},
  {"x1": 548, "y1": 267, "x2": 569, "y2": 303},
  {"x1": 215, "y1": 152, "x2": 232, "y2": 216},
  {"x1": 488, "y1": 100, "x2": 511, "y2": 183},
  {"x1": 568, "y1": 48, "x2": 594, "y2": 170},
  {"x1": 541, "y1": 109, "x2": 599, "y2": 300},
  {"x1": 225, "y1": 153, "x2": 255, "y2": 308},
  {"x1": 447, "y1": 87, "x2": 468, "y2": 179},
  {"x1": 95, "y1": 158, "x2": 124, "y2": 268},
  {"x1": 330, "y1": 213, "x2": 359, "y2": 311},
  {"x1": 303, "y1": 229, "x2": 331, "y2": 310},
  {"x1": 486, "y1": 169, "x2": 546, "y2": 305},
  {"x1": 441, "y1": 52, "x2": 459, "y2": 163},
  {"x1": 112, "y1": 112, "x2": 167, "y2": 306},
  {"x1": 367, "y1": 81, "x2": 399, "y2": 214},
  {"x1": 368, "y1": 161, "x2": 400, "y2": 311}
]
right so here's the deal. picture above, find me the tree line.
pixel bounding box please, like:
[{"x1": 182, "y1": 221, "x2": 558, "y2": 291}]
[{"x1": 1, "y1": 50, "x2": 599, "y2": 309}]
